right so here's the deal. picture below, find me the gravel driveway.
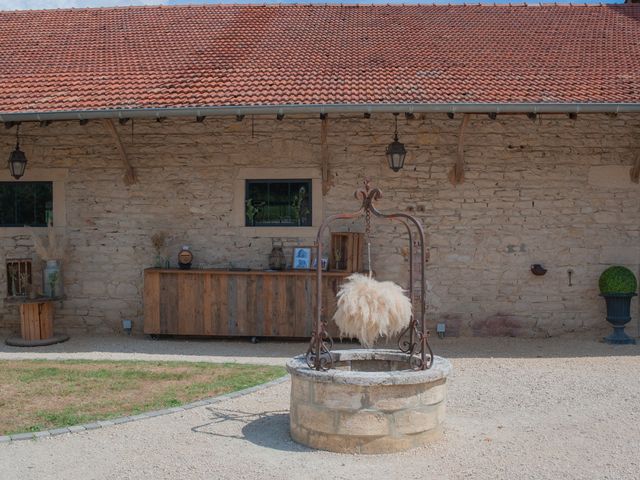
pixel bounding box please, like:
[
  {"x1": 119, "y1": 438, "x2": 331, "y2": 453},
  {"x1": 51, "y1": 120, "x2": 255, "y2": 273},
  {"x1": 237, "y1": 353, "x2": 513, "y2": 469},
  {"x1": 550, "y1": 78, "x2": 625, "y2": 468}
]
[{"x1": 0, "y1": 335, "x2": 638, "y2": 480}]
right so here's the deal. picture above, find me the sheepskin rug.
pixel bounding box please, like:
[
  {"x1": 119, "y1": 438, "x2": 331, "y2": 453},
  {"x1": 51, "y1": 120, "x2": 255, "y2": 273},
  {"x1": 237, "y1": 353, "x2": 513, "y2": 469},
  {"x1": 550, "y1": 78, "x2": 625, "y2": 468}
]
[{"x1": 333, "y1": 273, "x2": 412, "y2": 347}]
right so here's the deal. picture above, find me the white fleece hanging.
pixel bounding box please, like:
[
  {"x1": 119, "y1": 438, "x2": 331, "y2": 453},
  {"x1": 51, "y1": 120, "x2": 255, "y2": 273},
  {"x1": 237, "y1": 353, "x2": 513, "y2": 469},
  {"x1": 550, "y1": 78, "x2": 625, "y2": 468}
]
[{"x1": 332, "y1": 273, "x2": 412, "y2": 347}]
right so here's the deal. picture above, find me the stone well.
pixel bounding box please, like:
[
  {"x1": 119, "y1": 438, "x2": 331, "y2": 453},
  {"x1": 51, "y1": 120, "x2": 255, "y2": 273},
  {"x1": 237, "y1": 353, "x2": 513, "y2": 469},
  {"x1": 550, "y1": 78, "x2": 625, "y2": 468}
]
[{"x1": 287, "y1": 349, "x2": 452, "y2": 454}]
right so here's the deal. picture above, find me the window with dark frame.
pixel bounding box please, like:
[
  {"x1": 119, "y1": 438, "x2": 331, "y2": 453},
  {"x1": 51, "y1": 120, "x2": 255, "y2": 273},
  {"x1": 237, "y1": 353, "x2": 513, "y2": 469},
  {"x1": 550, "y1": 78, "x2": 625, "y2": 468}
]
[
  {"x1": 0, "y1": 182, "x2": 53, "y2": 227},
  {"x1": 245, "y1": 179, "x2": 312, "y2": 227}
]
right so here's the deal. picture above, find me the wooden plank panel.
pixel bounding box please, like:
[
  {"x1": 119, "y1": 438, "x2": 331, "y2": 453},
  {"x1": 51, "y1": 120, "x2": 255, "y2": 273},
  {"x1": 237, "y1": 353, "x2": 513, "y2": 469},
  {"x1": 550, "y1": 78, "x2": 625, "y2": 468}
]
[
  {"x1": 19, "y1": 305, "x2": 27, "y2": 340},
  {"x1": 285, "y1": 275, "x2": 295, "y2": 336},
  {"x1": 217, "y1": 274, "x2": 230, "y2": 335},
  {"x1": 244, "y1": 274, "x2": 256, "y2": 336},
  {"x1": 39, "y1": 302, "x2": 54, "y2": 340},
  {"x1": 210, "y1": 274, "x2": 220, "y2": 334},
  {"x1": 202, "y1": 274, "x2": 213, "y2": 335},
  {"x1": 177, "y1": 273, "x2": 202, "y2": 335},
  {"x1": 303, "y1": 276, "x2": 314, "y2": 336},
  {"x1": 20, "y1": 304, "x2": 31, "y2": 340},
  {"x1": 160, "y1": 273, "x2": 179, "y2": 334},
  {"x1": 22, "y1": 304, "x2": 38, "y2": 341},
  {"x1": 262, "y1": 276, "x2": 272, "y2": 336},
  {"x1": 293, "y1": 276, "x2": 308, "y2": 337},
  {"x1": 193, "y1": 275, "x2": 205, "y2": 335},
  {"x1": 274, "y1": 275, "x2": 286, "y2": 336},
  {"x1": 227, "y1": 276, "x2": 237, "y2": 334},
  {"x1": 254, "y1": 276, "x2": 264, "y2": 336},
  {"x1": 235, "y1": 276, "x2": 248, "y2": 335},
  {"x1": 29, "y1": 305, "x2": 38, "y2": 340},
  {"x1": 143, "y1": 271, "x2": 161, "y2": 334}
]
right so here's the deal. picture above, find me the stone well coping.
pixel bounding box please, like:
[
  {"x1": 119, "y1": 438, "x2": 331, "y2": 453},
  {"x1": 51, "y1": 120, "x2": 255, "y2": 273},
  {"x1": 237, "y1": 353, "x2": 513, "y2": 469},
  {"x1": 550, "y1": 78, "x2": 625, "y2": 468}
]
[{"x1": 286, "y1": 349, "x2": 452, "y2": 386}]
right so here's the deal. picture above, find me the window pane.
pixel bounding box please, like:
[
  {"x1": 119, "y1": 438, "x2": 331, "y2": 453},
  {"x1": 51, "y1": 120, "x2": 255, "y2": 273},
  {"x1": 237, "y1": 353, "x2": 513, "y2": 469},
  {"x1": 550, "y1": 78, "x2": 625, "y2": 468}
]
[
  {"x1": 245, "y1": 179, "x2": 312, "y2": 227},
  {"x1": 0, "y1": 182, "x2": 53, "y2": 227}
]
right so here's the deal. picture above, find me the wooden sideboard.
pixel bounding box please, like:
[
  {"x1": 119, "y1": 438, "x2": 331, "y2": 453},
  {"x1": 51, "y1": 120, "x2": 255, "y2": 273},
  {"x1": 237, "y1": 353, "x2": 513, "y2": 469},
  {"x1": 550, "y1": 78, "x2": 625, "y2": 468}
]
[{"x1": 143, "y1": 268, "x2": 349, "y2": 338}]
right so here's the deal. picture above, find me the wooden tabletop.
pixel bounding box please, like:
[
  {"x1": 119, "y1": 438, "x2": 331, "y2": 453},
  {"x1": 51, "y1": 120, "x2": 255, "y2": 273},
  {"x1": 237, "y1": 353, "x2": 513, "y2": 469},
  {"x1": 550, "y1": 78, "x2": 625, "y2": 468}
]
[
  {"x1": 145, "y1": 268, "x2": 351, "y2": 277},
  {"x1": 4, "y1": 296, "x2": 65, "y2": 305}
]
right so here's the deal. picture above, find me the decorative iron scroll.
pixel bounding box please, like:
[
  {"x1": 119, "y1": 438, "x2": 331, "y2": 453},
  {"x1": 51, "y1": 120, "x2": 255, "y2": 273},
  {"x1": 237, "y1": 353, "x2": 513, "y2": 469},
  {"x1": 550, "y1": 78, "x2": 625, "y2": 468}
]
[
  {"x1": 305, "y1": 327, "x2": 334, "y2": 370},
  {"x1": 308, "y1": 179, "x2": 434, "y2": 371}
]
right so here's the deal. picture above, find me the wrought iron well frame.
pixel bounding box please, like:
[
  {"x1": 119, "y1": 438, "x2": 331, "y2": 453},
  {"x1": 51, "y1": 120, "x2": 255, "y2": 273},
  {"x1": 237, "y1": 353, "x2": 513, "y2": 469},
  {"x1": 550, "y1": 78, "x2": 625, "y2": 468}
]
[{"x1": 306, "y1": 180, "x2": 434, "y2": 371}]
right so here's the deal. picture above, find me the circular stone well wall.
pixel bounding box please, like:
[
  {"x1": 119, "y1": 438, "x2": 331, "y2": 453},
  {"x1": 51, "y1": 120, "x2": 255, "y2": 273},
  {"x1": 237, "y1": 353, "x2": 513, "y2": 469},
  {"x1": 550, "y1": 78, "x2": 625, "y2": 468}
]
[{"x1": 286, "y1": 349, "x2": 452, "y2": 454}]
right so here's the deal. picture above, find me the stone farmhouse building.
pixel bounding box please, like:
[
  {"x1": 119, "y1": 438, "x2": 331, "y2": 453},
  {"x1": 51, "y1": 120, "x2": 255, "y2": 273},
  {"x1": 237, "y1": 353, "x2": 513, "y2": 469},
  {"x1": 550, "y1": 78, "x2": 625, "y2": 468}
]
[{"x1": 0, "y1": 4, "x2": 639, "y2": 338}]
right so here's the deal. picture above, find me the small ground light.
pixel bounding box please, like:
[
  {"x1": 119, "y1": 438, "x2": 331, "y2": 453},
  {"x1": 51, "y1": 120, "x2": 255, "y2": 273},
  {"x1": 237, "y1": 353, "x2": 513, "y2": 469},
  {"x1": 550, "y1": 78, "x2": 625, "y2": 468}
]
[
  {"x1": 122, "y1": 319, "x2": 133, "y2": 335},
  {"x1": 436, "y1": 323, "x2": 446, "y2": 339}
]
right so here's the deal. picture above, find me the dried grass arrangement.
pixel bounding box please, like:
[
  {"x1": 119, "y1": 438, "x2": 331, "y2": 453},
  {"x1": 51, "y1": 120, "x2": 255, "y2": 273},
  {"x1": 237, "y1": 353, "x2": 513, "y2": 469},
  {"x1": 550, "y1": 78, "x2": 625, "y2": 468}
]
[
  {"x1": 27, "y1": 222, "x2": 67, "y2": 261},
  {"x1": 151, "y1": 231, "x2": 170, "y2": 268},
  {"x1": 333, "y1": 273, "x2": 412, "y2": 347},
  {"x1": 151, "y1": 232, "x2": 167, "y2": 254}
]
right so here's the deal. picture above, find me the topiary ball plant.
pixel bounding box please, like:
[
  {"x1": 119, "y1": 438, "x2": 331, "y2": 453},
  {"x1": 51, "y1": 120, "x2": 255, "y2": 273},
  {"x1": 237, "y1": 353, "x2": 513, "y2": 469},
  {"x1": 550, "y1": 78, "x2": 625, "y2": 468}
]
[{"x1": 599, "y1": 266, "x2": 638, "y2": 295}]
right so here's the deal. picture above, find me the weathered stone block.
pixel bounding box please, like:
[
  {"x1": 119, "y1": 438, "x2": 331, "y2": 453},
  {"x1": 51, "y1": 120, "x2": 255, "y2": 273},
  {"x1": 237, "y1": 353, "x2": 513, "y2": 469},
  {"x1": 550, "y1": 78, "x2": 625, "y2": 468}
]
[
  {"x1": 366, "y1": 383, "x2": 421, "y2": 411},
  {"x1": 305, "y1": 430, "x2": 364, "y2": 454},
  {"x1": 291, "y1": 376, "x2": 311, "y2": 402},
  {"x1": 420, "y1": 383, "x2": 446, "y2": 406},
  {"x1": 294, "y1": 403, "x2": 335, "y2": 434},
  {"x1": 313, "y1": 381, "x2": 364, "y2": 410},
  {"x1": 336, "y1": 410, "x2": 390, "y2": 436},
  {"x1": 393, "y1": 402, "x2": 445, "y2": 435}
]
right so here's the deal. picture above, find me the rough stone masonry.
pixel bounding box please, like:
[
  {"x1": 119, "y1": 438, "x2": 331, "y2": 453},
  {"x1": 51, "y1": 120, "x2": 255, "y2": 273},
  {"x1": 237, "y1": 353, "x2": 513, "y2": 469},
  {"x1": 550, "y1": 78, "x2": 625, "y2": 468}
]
[{"x1": 0, "y1": 113, "x2": 638, "y2": 337}]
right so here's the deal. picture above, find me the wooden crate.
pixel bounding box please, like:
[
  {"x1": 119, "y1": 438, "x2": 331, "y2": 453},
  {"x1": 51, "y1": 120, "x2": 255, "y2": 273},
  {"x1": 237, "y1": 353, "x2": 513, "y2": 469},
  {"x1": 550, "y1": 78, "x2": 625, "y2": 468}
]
[
  {"x1": 329, "y1": 232, "x2": 363, "y2": 273},
  {"x1": 19, "y1": 302, "x2": 54, "y2": 341}
]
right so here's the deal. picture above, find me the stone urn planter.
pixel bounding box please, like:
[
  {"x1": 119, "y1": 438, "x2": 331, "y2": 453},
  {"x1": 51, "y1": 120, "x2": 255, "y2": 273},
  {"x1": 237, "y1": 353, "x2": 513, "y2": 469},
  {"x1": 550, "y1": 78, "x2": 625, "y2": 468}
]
[
  {"x1": 287, "y1": 349, "x2": 452, "y2": 454},
  {"x1": 599, "y1": 266, "x2": 637, "y2": 345}
]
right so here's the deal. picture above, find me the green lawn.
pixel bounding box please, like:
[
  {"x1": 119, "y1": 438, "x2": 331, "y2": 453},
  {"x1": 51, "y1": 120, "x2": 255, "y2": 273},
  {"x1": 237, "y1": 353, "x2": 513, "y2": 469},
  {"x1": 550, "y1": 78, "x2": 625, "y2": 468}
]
[{"x1": 0, "y1": 359, "x2": 286, "y2": 435}]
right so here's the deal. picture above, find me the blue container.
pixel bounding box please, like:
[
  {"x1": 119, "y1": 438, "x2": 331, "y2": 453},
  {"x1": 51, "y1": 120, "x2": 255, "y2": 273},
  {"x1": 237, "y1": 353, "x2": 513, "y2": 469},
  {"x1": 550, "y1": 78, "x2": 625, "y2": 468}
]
[{"x1": 602, "y1": 293, "x2": 637, "y2": 345}]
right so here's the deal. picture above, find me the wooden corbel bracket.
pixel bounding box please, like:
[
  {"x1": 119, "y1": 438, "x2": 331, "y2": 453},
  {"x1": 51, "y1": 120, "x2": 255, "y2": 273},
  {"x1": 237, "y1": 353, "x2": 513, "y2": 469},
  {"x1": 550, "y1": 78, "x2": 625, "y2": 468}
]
[
  {"x1": 448, "y1": 113, "x2": 471, "y2": 186},
  {"x1": 320, "y1": 115, "x2": 332, "y2": 195},
  {"x1": 630, "y1": 152, "x2": 640, "y2": 184},
  {"x1": 102, "y1": 119, "x2": 137, "y2": 186}
]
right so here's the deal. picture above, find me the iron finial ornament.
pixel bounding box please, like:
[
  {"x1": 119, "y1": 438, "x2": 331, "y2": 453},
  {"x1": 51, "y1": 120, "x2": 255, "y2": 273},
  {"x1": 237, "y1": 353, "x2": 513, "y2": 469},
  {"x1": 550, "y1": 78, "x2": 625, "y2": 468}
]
[{"x1": 308, "y1": 179, "x2": 434, "y2": 371}]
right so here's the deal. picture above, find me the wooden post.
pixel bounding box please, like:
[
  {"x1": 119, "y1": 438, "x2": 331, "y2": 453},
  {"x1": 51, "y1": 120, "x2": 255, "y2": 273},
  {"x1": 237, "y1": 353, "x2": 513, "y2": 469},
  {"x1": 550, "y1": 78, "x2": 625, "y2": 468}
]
[
  {"x1": 102, "y1": 119, "x2": 137, "y2": 185},
  {"x1": 448, "y1": 113, "x2": 471, "y2": 185}
]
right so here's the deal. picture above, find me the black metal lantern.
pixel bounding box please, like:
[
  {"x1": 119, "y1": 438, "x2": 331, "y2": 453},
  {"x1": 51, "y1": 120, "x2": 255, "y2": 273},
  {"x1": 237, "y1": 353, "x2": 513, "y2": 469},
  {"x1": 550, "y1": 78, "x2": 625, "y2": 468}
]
[
  {"x1": 8, "y1": 124, "x2": 27, "y2": 180},
  {"x1": 386, "y1": 113, "x2": 406, "y2": 172}
]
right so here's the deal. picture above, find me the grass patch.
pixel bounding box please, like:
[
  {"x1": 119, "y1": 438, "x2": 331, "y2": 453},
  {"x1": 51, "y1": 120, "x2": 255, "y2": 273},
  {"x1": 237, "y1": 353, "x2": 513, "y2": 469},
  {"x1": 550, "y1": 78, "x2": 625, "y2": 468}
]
[{"x1": 0, "y1": 359, "x2": 286, "y2": 435}]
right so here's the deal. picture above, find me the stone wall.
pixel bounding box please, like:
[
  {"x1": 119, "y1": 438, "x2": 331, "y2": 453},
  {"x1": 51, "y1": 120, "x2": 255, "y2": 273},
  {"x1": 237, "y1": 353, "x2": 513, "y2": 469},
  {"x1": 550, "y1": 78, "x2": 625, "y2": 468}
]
[{"x1": 0, "y1": 113, "x2": 638, "y2": 337}]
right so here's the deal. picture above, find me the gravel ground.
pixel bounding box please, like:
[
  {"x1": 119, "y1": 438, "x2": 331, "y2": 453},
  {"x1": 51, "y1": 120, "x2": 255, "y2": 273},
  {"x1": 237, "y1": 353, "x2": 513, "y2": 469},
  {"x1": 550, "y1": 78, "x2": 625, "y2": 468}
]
[{"x1": 0, "y1": 335, "x2": 639, "y2": 480}]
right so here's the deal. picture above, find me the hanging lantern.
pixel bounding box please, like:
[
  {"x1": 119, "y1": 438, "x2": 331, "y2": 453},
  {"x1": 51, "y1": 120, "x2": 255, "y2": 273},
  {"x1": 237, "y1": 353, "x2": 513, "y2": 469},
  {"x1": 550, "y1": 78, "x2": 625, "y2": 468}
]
[
  {"x1": 8, "y1": 124, "x2": 27, "y2": 180},
  {"x1": 386, "y1": 113, "x2": 406, "y2": 172}
]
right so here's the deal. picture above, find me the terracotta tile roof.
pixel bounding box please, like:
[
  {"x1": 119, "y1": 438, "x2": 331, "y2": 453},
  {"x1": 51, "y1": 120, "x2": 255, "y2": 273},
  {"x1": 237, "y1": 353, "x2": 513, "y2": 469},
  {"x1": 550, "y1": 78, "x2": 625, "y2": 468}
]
[{"x1": 0, "y1": 4, "x2": 639, "y2": 115}]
